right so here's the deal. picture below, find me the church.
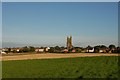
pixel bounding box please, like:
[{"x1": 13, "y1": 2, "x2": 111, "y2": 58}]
[{"x1": 67, "y1": 36, "x2": 73, "y2": 50}]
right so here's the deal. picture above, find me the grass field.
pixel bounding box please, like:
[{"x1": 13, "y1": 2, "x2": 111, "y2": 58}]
[{"x1": 2, "y1": 56, "x2": 119, "y2": 78}]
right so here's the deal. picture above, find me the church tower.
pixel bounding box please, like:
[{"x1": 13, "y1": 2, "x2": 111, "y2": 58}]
[{"x1": 67, "y1": 36, "x2": 72, "y2": 50}]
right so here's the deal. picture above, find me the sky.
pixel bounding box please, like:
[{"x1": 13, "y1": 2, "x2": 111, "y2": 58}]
[
  {"x1": 1, "y1": 0, "x2": 120, "y2": 2},
  {"x1": 0, "y1": 2, "x2": 2, "y2": 48},
  {"x1": 2, "y1": 2, "x2": 118, "y2": 48}
]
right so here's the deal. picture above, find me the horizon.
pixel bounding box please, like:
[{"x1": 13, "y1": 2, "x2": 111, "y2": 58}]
[
  {"x1": 1, "y1": 42, "x2": 119, "y2": 48},
  {"x1": 2, "y1": 2, "x2": 118, "y2": 48}
]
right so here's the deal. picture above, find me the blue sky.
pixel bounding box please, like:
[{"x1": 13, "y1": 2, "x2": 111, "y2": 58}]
[
  {"x1": 0, "y1": 2, "x2": 1, "y2": 48},
  {"x1": 2, "y1": 2, "x2": 118, "y2": 47},
  {"x1": 2, "y1": 0, "x2": 120, "y2": 2}
]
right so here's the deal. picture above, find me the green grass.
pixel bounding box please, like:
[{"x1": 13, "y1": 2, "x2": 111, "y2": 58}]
[{"x1": 2, "y1": 56, "x2": 119, "y2": 78}]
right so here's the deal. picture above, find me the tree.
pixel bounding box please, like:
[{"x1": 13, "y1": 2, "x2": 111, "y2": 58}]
[
  {"x1": 48, "y1": 47, "x2": 54, "y2": 53},
  {"x1": 61, "y1": 46, "x2": 65, "y2": 50},
  {"x1": 54, "y1": 46, "x2": 61, "y2": 50},
  {"x1": 86, "y1": 45, "x2": 92, "y2": 52},
  {"x1": 75, "y1": 48, "x2": 81, "y2": 53},
  {"x1": 117, "y1": 47, "x2": 120, "y2": 53},
  {"x1": 22, "y1": 46, "x2": 29, "y2": 52},
  {"x1": 100, "y1": 45, "x2": 107, "y2": 49},
  {"x1": 8, "y1": 48, "x2": 11, "y2": 53},
  {"x1": 29, "y1": 46, "x2": 35, "y2": 52},
  {"x1": 94, "y1": 45, "x2": 100, "y2": 53},
  {"x1": 109, "y1": 44, "x2": 116, "y2": 50},
  {"x1": 54, "y1": 46, "x2": 61, "y2": 52}
]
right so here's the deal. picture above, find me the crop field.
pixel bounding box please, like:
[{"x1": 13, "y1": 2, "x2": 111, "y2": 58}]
[{"x1": 2, "y1": 56, "x2": 120, "y2": 78}]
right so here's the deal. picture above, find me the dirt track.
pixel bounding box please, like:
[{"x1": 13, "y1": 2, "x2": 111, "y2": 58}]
[{"x1": 1, "y1": 53, "x2": 119, "y2": 61}]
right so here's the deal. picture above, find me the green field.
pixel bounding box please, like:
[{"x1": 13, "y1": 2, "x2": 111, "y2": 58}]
[{"x1": 2, "y1": 56, "x2": 120, "y2": 78}]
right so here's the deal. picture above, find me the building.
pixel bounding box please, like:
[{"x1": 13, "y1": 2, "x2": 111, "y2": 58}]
[
  {"x1": 87, "y1": 48, "x2": 94, "y2": 53},
  {"x1": 67, "y1": 36, "x2": 73, "y2": 50},
  {"x1": 62, "y1": 49, "x2": 68, "y2": 53},
  {"x1": 0, "y1": 48, "x2": 7, "y2": 54},
  {"x1": 35, "y1": 48, "x2": 44, "y2": 53},
  {"x1": 72, "y1": 49, "x2": 76, "y2": 53},
  {"x1": 45, "y1": 47, "x2": 50, "y2": 52},
  {"x1": 11, "y1": 48, "x2": 21, "y2": 53}
]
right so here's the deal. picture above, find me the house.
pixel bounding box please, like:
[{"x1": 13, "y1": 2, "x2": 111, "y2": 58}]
[
  {"x1": 87, "y1": 48, "x2": 94, "y2": 53},
  {"x1": 45, "y1": 47, "x2": 50, "y2": 52},
  {"x1": 99, "y1": 50, "x2": 104, "y2": 53},
  {"x1": 1, "y1": 48, "x2": 9, "y2": 54},
  {"x1": 62, "y1": 49, "x2": 68, "y2": 53},
  {"x1": 1, "y1": 51, "x2": 6, "y2": 54},
  {"x1": 99, "y1": 47, "x2": 108, "y2": 53},
  {"x1": 72, "y1": 49, "x2": 76, "y2": 53},
  {"x1": 11, "y1": 48, "x2": 21, "y2": 53},
  {"x1": 35, "y1": 48, "x2": 44, "y2": 53},
  {"x1": 2, "y1": 48, "x2": 8, "y2": 52},
  {"x1": 99, "y1": 49, "x2": 107, "y2": 53},
  {"x1": 0, "y1": 48, "x2": 6, "y2": 54}
]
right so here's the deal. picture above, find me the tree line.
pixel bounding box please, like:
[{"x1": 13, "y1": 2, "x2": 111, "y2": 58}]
[{"x1": 2, "y1": 44, "x2": 120, "y2": 53}]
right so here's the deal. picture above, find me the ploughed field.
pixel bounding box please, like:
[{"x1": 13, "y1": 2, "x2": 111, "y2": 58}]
[{"x1": 2, "y1": 56, "x2": 119, "y2": 78}]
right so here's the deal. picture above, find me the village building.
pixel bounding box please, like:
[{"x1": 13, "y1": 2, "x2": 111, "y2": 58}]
[
  {"x1": 62, "y1": 49, "x2": 68, "y2": 53},
  {"x1": 87, "y1": 48, "x2": 94, "y2": 53},
  {"x1": 67, "y1": 36, "x2": 73, "y2": 50},
  {"x1": 0, "y1": 48, "x2": 7, "y2": 54},
  {"x1": 45, "y1": 47, "x2": 50, "y2": 52},
  {"x1": 72, "y1": 49, "x2": 76, "y2": 53},
  {"x1": 0, "y1": 48, "x2": 6, "y2": 54},
  {"x1": 99, "y1": 49, "x2": 106, "y2": 53},
  {"x1": 35, "y1": 48, "x2": 44, "y2": 53},
  {"x1": 11, "y1": 48, "x2": 21, "y2": 53}
]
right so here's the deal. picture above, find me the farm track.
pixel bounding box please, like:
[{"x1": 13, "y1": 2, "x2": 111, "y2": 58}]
[{"x1": 1, "y1": 53, "x2": 119, "y2": 61}]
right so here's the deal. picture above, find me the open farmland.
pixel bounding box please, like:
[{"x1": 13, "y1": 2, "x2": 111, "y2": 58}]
[
  {"x1": 2, "y1": 56, "x2": 119, "y2": 78},
  {"x1": 1, "y1": 53, "x2": 119, "y2": 61}
]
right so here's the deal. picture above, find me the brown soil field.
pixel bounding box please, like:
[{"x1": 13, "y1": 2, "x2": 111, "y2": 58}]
[{"x1": 1, "y1": 53, "x2": 119, "y2": 61}]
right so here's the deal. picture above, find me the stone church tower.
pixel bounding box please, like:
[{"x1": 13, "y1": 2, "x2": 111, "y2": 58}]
[{"x1": 67, "y1": 36, "x2": 72, "y2": 50}]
